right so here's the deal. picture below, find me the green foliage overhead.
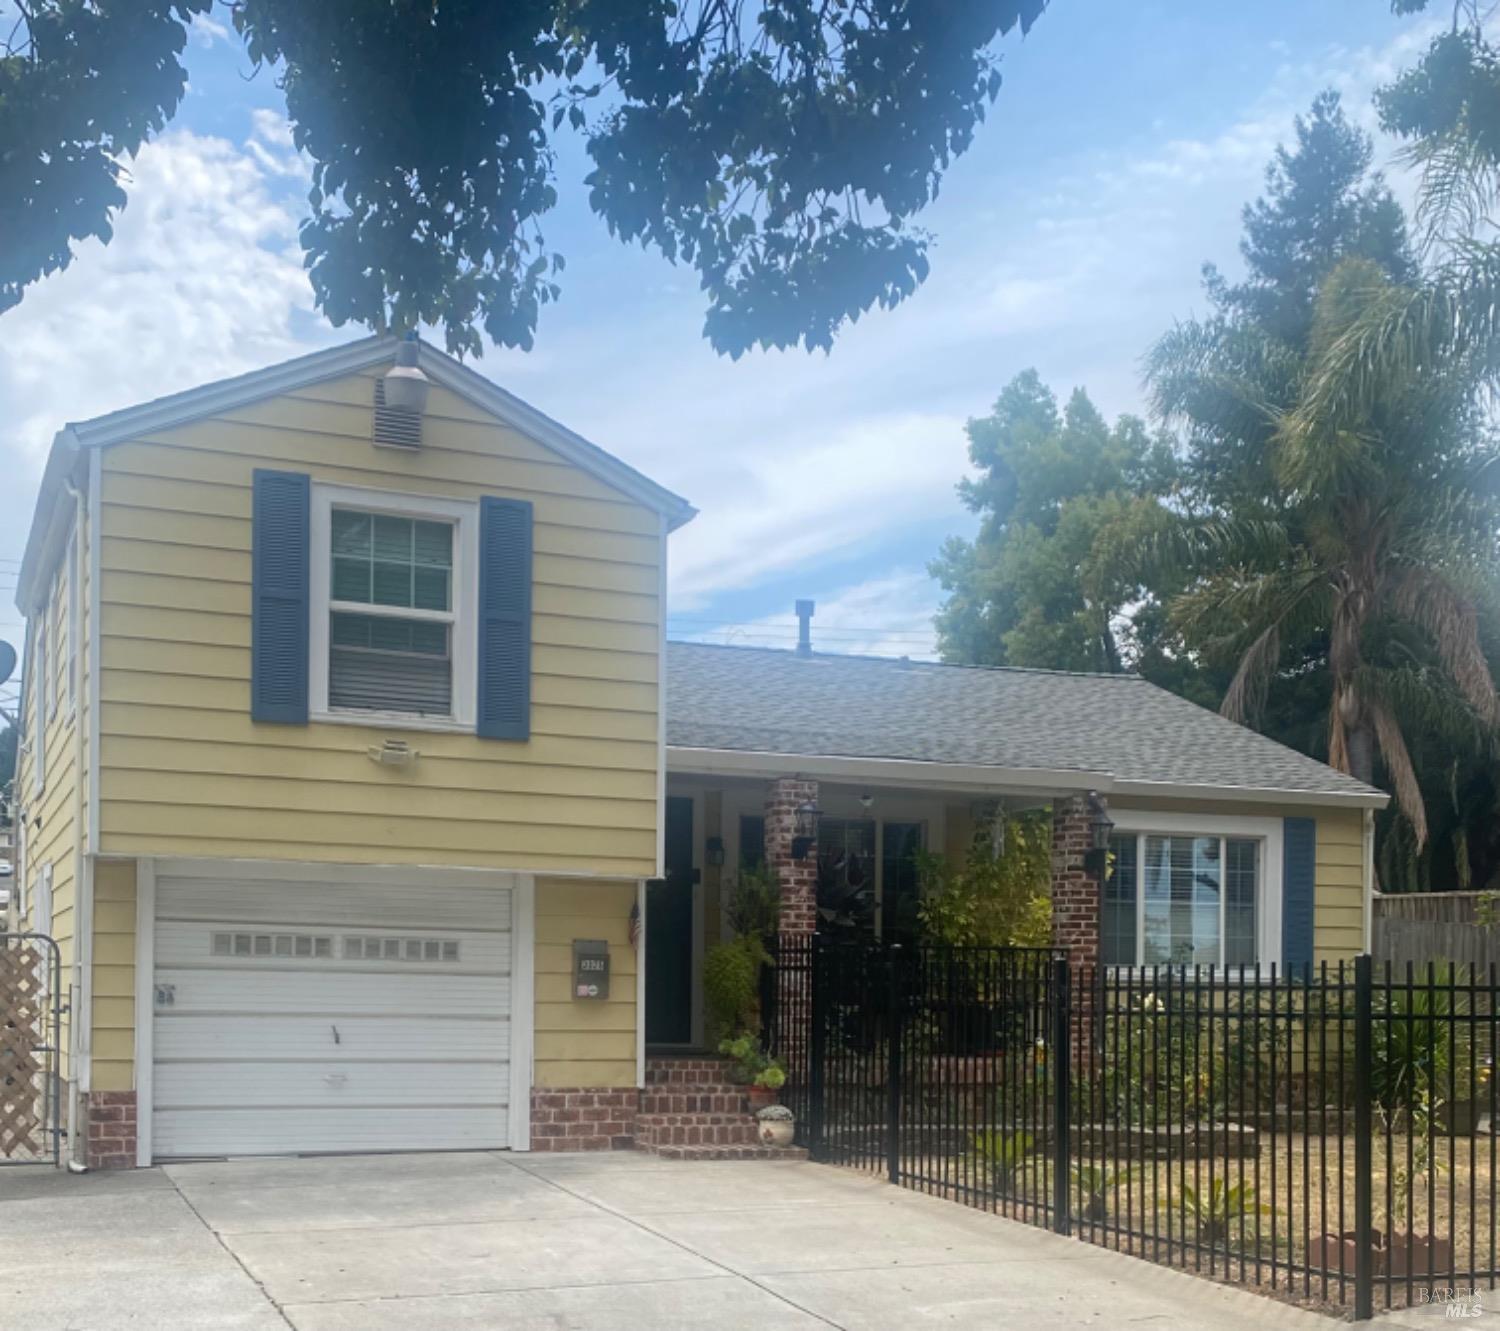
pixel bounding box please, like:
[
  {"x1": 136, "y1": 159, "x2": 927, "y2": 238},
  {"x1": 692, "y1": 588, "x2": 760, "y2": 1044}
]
[{"x1": 2, "y1": 1, "x2": 1049, "y2": 357}]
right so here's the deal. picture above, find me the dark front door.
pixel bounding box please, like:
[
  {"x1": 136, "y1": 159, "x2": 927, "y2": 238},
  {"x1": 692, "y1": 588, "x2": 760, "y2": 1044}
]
[{"x1": 646, "y1": 795, "x2": 695, "y2": 1045}]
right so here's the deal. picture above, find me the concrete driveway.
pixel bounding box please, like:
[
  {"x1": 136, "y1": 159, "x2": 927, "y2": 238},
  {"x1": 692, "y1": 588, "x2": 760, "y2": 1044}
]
[{"x1": 0, "y1": 1151, "x2": 1382, "y2": 1329}]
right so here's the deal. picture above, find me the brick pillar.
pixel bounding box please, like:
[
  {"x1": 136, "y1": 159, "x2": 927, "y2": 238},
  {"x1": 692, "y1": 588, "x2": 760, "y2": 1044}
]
[
  {"x1": 82, "y1": 1090, "x2": 137, "y2": 1169},
  {"x1": 1051, "y1": 794, "x2": 1101, "y2": 971},
  {"x1": 765, "y1": 776, "x2": 818, "y2": 937}
]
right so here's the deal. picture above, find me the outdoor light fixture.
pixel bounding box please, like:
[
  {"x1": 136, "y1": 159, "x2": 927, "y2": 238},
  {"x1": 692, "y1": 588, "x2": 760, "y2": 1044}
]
[
  {"x1": 381, "y1": 333, "x2": 430, "y2": 415},
  {"x1": 1084, "y1": 790, "x2": 1113, "y2": 873},
  {"x1": 706, "y1": 836, "x2": 726, "y2": 868},
  {"x1": 792, "y1": 800, "x2": 821, "y2": 861},
  {"x1": 858, "y1": 792, "x2": 875, "y2": 812}
]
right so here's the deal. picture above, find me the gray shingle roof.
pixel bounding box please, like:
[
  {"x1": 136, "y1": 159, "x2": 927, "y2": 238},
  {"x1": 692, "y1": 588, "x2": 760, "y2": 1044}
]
[{"x1": 666, "y1": 642, "x2": 1383, "y2": 802}]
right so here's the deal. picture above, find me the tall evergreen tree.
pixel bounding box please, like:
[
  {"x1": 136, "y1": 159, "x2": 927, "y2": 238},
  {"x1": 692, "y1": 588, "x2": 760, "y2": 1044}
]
[
  {"x1": 930, "y1": 370, "x2": 1183, "y2": 679},
  {"x1": 1141, "y1": 93, "x2": 1500, "y2": 887}
]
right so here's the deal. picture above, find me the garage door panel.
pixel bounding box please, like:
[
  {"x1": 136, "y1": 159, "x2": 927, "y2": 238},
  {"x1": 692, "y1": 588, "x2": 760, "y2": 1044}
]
[
  {"x1": 153, "y1": 1106, "x2": 510, "y2": 1158},
  {"x1": 156, "y1": 874, "x2": 512, "y2": 932},
  {"x1": 155, "y1": 969, "x2": 512, "y2": 1017},
  {"x1": 154, "y1": 1014, "x2": 510, "y2": 1062},
  {"x1": 154, "y1": 1059, "x2": 508, "y2": 1109},
  {"x1": 151, "y1": 865, "x2": 517, "y2": 1160}
]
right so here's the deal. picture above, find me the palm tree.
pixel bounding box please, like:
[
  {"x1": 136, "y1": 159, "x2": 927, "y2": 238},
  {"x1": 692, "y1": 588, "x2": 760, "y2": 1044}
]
[{"x1": 1142, "y1": 259, "x2": 1500, "y2": 851}]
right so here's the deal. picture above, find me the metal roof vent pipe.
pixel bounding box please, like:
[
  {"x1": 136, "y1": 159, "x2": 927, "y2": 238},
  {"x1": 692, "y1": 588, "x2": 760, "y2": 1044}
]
[
  {"x1": 795, "y1": 599, "x2": 815, "y2": 657},
  {"x1": 382, "y1": 333, "x2": 430, "y2": 415}
]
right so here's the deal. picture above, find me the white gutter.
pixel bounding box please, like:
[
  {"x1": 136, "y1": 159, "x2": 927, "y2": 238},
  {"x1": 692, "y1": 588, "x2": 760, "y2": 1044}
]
[
  {"x1": 666, "y1": 746, "x2": 1113, "y2": 796},
  {"x1": 666, "y1": 747, "x2": 1390, "y2": 811},
  {"x1": 1111, "y1": 777, "x2": 1389, "y2": 811}
]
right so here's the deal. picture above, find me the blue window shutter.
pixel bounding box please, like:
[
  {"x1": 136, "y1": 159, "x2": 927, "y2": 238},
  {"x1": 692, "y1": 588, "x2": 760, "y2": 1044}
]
[
  {"x1": 1281, "y1": 816, "x2": 1316, "y2": 976},
  {"x1": 477, "y1": 497, "x2": 533, "y2": 740},
  {"x1": 251, "y1": 469, "x2": 310, "y2": 724}
]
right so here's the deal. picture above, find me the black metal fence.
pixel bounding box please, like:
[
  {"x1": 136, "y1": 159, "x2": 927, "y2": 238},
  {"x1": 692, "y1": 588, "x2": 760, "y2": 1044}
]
[{"x1": 764, "y1": 939, "x2": 1499, "y2": 1319}]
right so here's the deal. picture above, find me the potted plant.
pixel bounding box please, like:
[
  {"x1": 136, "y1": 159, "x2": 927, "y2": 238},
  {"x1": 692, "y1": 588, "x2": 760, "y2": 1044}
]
[
  {"x1": 756, "y1": 1103, "x2": 795, "y2": 1147},
  {"x1": 718, "y1": 1034, "x2": 787, "y2": 1108}
]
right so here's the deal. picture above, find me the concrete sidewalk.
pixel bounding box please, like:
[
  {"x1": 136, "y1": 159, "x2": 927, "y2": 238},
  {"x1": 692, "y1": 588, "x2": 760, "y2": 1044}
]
[{"x1": 0, "y1": 1150, "x2": 1385, "y2": 1328}]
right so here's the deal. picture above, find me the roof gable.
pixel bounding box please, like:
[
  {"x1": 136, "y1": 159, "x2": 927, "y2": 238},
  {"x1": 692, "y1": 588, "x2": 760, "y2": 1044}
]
[{"x1": 18, "y1": 336, "x2": 693, "y2": 609}]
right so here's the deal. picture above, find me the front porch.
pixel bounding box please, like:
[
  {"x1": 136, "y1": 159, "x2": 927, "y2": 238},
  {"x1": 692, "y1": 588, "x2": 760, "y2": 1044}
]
[{"x1": 645, "y1": 764, "x2": 1104, "y2": 1051}]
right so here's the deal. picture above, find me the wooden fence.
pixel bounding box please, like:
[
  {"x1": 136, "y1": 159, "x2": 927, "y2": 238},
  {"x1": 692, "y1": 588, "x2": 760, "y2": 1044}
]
[{"x1": 1373, "y1": 891, "x2": 1500, "y2": 971}]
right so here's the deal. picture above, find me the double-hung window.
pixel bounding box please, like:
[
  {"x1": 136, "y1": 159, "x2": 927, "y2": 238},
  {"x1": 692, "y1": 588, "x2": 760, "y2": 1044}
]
[
  {"x1": 1102, "y1": 820, "x2": 1277, "y2": 969},
  {"x1": 310, "y1": 486, "x2": 478, "y2": 727}
]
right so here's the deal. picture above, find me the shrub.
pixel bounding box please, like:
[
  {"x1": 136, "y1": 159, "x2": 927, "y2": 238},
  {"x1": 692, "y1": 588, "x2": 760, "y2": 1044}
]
[
  {"x1": 704, "y1": 935, "x2": 769, "y2": 1041},
  {"x1": 916, "y1": 813, "x2": 1051, "y2": 948}
]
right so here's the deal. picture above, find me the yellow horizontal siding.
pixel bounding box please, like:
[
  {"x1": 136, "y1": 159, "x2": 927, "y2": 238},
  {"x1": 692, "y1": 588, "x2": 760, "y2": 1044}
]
[
  {"x1": 1314, "y1": 807, "x2": 1365, "y2": 963},
  {"x1": 534, "y1": 878, "x2": 638, "y2": 1089},
  {"x1": 95, "y1": 369, "x2": 666, "y2": 875}
]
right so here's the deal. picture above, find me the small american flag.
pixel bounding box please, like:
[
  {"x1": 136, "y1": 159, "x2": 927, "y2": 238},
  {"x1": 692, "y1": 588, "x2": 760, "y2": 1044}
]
[{"x1": 628, "y1": 900, "x2": 641, "y2": 951}]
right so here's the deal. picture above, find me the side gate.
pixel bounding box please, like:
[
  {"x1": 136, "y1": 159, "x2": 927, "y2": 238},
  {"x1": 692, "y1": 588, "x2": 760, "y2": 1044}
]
[{"x1": 0, "y1": 933, "x2": 64, "y2": 1166}]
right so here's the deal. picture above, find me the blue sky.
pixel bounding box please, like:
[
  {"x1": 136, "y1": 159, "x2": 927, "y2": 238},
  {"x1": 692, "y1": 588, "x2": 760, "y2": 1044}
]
[{"x1": 0, "y1": 1, "x2": 1439, "y2": 693}]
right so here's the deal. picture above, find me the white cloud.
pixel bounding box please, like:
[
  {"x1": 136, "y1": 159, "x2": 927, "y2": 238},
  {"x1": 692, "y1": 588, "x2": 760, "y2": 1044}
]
[
  {"x1": 665, "y1": 411, "x2": 967, "y2": 611},
  {"x1": 674, "y1": 568, "x2": 941, "y2": 660},
  {"x1": 0, "y1": 127, "x2": 324, "y2": 562},
  {"x1": 189, "y1": 12, "x2": 231, "y2": 48}
]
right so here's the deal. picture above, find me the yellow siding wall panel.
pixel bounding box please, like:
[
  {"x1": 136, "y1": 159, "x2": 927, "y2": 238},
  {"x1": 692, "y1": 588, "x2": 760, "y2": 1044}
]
[
  {"x1": 95, "y1": 370, "x2": 666, "y2": 875},
  {"x1": 91, "y1": 860, "x2": 136, "y2": 1094},
  {"x1": 533, "y1": 877, "x2": 638, "y2": 1089}
]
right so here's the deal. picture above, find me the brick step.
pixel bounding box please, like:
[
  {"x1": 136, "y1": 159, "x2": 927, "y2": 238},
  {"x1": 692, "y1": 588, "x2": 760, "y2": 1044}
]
[
  {"x1": 639, "y1": 1087, "x2": 751, "y2": 1114},
  {"x1": 639, "y1": 1143, "x2": 809, "y2": 1161},
  {"x1": 633, "y1": 1114, "x2": 764, "y2": 1149}
]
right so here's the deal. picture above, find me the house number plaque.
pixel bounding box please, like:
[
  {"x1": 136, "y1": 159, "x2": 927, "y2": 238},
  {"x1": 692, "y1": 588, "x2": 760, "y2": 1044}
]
[{"x1": 572, "y1": 938, "x2": 610, "y2": 1000}]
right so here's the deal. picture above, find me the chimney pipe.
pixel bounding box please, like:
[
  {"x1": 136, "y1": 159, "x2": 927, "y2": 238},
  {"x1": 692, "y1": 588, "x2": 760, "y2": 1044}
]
[{"x1": 795, "y1": 599, "x2": 815, "y2": 657}]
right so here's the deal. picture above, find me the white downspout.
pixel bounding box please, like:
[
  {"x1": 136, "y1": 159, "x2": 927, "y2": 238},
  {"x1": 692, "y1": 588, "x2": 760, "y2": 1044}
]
[
  {"x1": 1362, "y1": 807, "x2": 1376, "y2": 957},
  {"x1": 62, "y1": 476, "x2": 91, "y2": 1170}
]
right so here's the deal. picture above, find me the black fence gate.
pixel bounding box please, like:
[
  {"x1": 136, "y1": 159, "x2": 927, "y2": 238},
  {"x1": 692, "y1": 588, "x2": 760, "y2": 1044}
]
[
  {"x1": 0, "y1": 932, "x2": 64, "y2": 1166},
  {"x1": 765, "y1": 938, "x2": 1499, "y2": 1320}
]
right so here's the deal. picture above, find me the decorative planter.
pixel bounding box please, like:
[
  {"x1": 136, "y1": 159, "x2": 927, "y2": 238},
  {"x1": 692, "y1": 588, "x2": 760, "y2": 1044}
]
[
  {"x1": 1438, "y1": 1098, "x2": 1482, "y2": 1137},
  {"x1": 756, "y1": 1111, "x2": 796, "y2": 1148},
  {"x1": 747, "y1": 1084, "x2": 778, "y2": 1111},
  {"x1": 1388, "y1": 1231, "x2": 1455, "y2": 1279},
  {"x1": 1309, "y1": 1229, "x2": 1386, "y2": 1276}
]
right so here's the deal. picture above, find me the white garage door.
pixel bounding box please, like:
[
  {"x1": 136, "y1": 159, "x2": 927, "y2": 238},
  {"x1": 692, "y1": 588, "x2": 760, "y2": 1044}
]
[{"x1": 152, "y1": 864, "x2": 514, "y2": 1159}]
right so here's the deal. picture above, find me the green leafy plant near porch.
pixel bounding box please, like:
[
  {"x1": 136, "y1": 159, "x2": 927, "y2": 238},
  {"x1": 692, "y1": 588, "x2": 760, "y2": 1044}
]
[
  {"x1": 915, "y1": 815, "x2": 1051, "y2": 948},
  {"x1": 718, "y1": 1034, "x2": 787, "y2": 1089},
  {"x1": 703, "y1": 868, "x2": 781, "y2": 1042}
]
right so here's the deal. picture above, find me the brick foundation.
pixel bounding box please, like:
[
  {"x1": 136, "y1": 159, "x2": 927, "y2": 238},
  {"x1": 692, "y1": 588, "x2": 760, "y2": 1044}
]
[
  {"x1": 83, "y1": 1089, "x2": 137, "y2": 1169},
  {"x1": 528, "y1": 1088, "x2": 639, "y2": 1152},
  {"x1": 1051, "y1": 794, "x2": 1102, "y2": 971},
  {"x1": 765, "y1": 775, "x2": 818, "y2": 937}
]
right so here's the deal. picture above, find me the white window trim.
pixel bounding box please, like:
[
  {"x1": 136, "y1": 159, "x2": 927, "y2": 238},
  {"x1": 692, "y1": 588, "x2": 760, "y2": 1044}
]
[
  {"x1": 308, "y1": 482, "x2": 479, "y2": 731},
  {"x1": 1105, "y1": 809, "x2": 1284, "y2": 975}
]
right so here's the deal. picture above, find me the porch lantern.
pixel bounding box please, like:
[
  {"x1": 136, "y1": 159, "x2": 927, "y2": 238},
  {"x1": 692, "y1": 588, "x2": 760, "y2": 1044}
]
[
  {"x1": 1084, "y1": 791, "x2": 1113, "y2": 873},
  {"x1": 792, "y1": 800, "x2": 820, "y2": 861},
  {"x1": 706, "y1": 836, "x2": 726, "y2": 868}
]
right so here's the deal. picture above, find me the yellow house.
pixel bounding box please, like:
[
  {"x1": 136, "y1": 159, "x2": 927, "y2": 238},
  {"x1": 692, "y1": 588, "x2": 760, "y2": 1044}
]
[{"x1": 9, "y1": 336, "x2": 1387, "y2": 1169}]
